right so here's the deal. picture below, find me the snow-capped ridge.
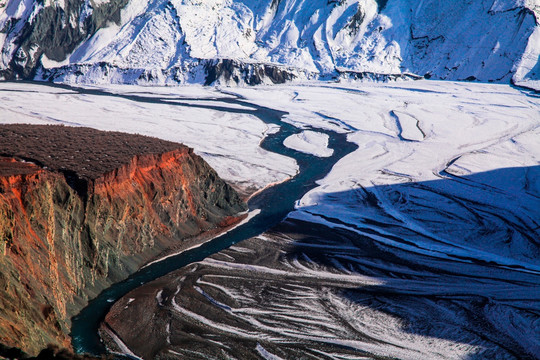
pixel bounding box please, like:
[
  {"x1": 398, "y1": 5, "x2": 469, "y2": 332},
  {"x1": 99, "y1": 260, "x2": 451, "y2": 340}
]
[{"x1": 0, "y1": 0, "x2": 539, "y2": 86}]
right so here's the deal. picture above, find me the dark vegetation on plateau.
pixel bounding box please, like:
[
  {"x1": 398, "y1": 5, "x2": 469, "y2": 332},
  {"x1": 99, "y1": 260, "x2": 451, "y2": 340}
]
[
  {"x1": 0, "y1": 124, "x2": 185, "y2": 180},
  {"x1": 0, "y1": 124, "x2": 189, "y2": 197}
]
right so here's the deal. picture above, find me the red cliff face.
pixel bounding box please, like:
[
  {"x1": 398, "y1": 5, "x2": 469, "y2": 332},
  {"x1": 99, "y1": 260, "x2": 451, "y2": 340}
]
[{"x1": 0, "y1": 126, "x2": 246, "y2": 355}]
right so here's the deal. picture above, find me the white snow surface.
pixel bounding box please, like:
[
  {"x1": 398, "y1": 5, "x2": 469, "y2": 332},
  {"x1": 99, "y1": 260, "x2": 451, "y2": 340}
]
[
  {"x1": 230, "y1": 80, "x2": 540, "y2": 272},
  {"x1": 283, "y1": 130, "x2": 333, "y2": 157},
  {"x1": 1, "y1": 79, "x2": 538, "y2": 271}
]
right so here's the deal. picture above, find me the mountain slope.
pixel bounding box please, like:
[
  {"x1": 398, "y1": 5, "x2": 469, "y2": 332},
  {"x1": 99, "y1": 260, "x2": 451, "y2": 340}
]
[{"x1": 0, "y1": 0, "x2": 539, "y2": 85}]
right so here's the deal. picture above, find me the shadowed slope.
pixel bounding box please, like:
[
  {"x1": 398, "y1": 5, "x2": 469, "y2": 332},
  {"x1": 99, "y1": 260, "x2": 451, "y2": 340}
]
[{"x1": 104, "y1": 166, "x2": 540, "y2": 359}]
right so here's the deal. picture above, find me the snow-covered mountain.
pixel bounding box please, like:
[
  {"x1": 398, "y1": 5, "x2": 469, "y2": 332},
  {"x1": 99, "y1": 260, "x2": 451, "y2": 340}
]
[{"x1": 1, "y1": 0, "x2": 539, "y2": 86}]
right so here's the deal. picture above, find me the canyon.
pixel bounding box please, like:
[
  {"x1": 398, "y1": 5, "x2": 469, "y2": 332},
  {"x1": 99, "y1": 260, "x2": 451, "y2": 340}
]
[
  {"x1": 0, "y1": 124, "x2": 246, "y2": 355},
  {"x1": 0, "y1": 79, "x2": 538, "y2": 359}
]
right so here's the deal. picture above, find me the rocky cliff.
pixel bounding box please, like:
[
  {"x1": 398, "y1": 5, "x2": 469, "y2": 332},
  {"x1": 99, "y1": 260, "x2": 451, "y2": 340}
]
[{"x1": 0, "y1": 124, "x2": 246, "y2": 355}]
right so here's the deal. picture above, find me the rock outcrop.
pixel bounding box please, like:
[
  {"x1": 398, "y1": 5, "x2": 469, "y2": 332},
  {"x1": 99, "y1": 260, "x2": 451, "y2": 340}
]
[{"x1": 0, "y1": 124, "x2": 246, "y2": 355}]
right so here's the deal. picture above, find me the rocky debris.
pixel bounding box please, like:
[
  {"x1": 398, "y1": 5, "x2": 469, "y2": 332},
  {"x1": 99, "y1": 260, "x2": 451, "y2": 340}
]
[
  {"x1": 0, "y1": 124, "x2": 247, "y2": 355},
  {"x1": 37, "y1": 59, "x2": 312, "y2": 86},
  {"x1": 203, "y1": 59, "x2": 299, "y2": 86}
]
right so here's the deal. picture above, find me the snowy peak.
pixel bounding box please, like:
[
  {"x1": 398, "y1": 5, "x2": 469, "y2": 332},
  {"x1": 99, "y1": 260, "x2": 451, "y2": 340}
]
[{"x1": 0, "y1": 0, "x2": 539, "y2": 85}]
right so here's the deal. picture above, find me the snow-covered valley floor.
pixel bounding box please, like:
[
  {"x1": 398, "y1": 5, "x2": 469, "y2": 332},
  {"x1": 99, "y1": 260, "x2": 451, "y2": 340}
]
[{"x1": 1, "y1": 80, "x2": 539, "y2": 359}]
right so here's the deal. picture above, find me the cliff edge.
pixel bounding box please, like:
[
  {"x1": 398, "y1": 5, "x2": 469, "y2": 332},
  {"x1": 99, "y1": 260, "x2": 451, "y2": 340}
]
[{"x1": 0, "y1": 124, "x2": 247, "y2": 355}]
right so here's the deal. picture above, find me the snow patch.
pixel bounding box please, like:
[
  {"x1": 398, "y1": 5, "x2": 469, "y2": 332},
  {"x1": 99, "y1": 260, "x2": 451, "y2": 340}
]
[{"x1": 256, "y1": 343, "x2": 285, "y2": 360}]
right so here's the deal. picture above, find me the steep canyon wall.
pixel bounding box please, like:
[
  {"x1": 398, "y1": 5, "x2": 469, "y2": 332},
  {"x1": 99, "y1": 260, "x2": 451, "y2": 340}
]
[{"x1": 0, "y1": 125, "x2": 246, "y2": 354}]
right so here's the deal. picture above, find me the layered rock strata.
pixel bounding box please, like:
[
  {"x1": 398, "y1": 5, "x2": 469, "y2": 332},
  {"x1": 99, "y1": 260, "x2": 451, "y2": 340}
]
[{"x1": 0, "y1": 124, "x2": 246, "y2": 355}]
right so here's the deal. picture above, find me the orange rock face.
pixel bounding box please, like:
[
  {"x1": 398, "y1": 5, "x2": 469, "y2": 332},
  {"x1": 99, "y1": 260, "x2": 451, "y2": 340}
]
[{"x1": 0, "y1": 127, "x2": 246, "y2": 355}]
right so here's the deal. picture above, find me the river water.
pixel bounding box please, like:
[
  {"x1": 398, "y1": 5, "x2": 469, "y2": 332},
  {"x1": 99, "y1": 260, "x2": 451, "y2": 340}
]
[{"x1": 69, "y1": 89, "x2": 358, "y2": 354}]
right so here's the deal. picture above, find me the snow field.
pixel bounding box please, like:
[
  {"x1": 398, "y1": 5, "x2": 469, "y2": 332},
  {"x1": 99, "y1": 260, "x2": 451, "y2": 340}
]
[
  {"x1": 231, "y1": 80, "x2": 540, "y2": 270},
  {"x1": 2, "y1": 0, "x2": 538, "y2": 85}
]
